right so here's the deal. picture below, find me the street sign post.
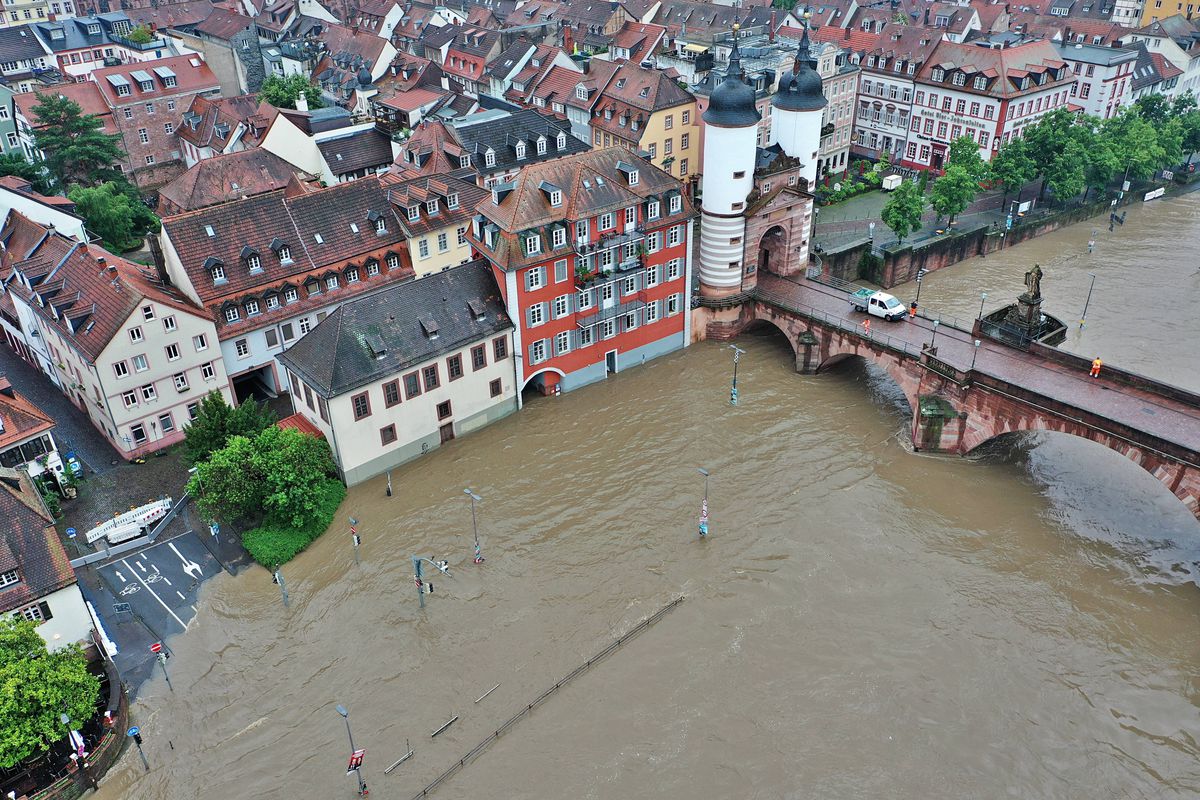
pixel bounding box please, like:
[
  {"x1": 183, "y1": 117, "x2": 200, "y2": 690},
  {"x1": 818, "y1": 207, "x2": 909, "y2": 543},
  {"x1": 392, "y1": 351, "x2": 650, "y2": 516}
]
[
  {"x1": 126, "y1": 727, "x2": 149, "y2": 772},
  {"x1": 66, "y1": 527, "x2": 76, "y2": 539},
  {"x1": 150, "y1": 644, "x2": 173, "y2": 691},
  {"x1": 149, "y1": 642, "x2": 162, "y2": 654}
]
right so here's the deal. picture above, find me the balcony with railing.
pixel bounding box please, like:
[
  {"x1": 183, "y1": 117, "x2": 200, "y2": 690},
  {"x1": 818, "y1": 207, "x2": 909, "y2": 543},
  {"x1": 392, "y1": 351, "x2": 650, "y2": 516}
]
[
  {"x1": 576, "y1": 297, "x2": 646, "y2": 329},
  {"x1": 575, "y1": 259, "x2": 645, "y2": 290},
  {"x1": 573, "y1": 226, "x2": 644, "y2": 256}
]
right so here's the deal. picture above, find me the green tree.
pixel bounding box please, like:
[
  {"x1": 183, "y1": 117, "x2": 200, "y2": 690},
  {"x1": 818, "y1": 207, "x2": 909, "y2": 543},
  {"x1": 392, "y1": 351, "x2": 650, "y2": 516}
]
[
  {"x1": 929, "y1": 164, "x2": 976, "y2": 224},
  {"x1": 1133, "y1": 93, "x2": 1172, "y2": 126},
  {"x1": 30, "y1": 93, "x2": 123, "y2": 188},
  {"x1": 183, "y1": 391, "x2": 276, "y2": 465},
  {"x1": 1171, "y1": 93, "x2": 1197, "y2": 117},
  {"x1": 259, "y1": 74, "x2": 324, "y2": 110},
  {"x1": 0, "y1": 618, "x2": 101, "y2": 769},
  {"x1": 990, "y1": 137, "x2": 1036, "y2": 209},
  {"x1": 1045, "y1": 138, "x2": 1087, "y2": 201},
  {"x1": 880, "y1": 179, "x2": 925, "y2": 243},
  {"x1": 125, "y1": 24, "x2": 154, "y2": 44},
  {"x1": 1105, "y1": 112, "x2": 1164, "y2": 182},
  {"x1": 0, "y1": 152, "x2": 53, "y2": 195},
  {"x1": 1177, "y1": 110, "x2": 1200, "y2": 156},
  {"x1": 67, "y1": 181, "x2": 159, "y2": 251},
  {"x1": 1022, "y1": 108, "x2": 1077, "y2": 198},
  {"x1": 947, "y1": 134, "x2": 988, "y2": 182},
  {"x1": 189, "y1": 426, "x2": 339, "y2": 531}
]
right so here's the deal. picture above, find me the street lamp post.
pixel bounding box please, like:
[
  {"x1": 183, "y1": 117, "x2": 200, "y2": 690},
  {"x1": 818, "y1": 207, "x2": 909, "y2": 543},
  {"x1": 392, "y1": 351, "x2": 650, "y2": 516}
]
[
  {"x1": 348, "y1": 517, "x2": 360, "y2": 566},
  {"x1": 977, "y1": 291, "x2": 988, "y2": 320},
  {"x1": 729, "y1": 345, "x2": 746, "y2": 406},
  {"x1": 464, "y1": 489, "x2": 484, "y2": 563},
  {"x1": 385, "y1": 471, "x2": 393, "y2": 498},
  {"x1": 273, "y1": 564, "x2": 289, "y2": 607},
  {"x1": 971, "y1": 339, "x2": 981, "y2": 371},
  {"x1": 911, "y1": 268, "x2": 928, "y2": 316},
  {"x1": 61, "y1": 714, "x2": 97, "y2": 790},
  {"x1": 1079, "y1": 272, "x2": 1097, "y2": 329},
  {"x1": 697, "y1": 468, "x2": 709, "y2": 538},
  {"x1": 335, "y1": 704, "x2": 367, "y2": 797},
  {"x1": 928, "y1": 319, "x2": 940, "y2": 352}
]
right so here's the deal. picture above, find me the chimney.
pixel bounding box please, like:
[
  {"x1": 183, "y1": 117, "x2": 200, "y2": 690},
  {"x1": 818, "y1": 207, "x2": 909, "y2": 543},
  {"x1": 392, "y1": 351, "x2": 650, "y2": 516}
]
[
  {"x1": 295, "y1": 90, "x2": 309, "y2": 112},
  {"x1": 769, "y1": 9, "x2": 776, "y2": 42}
]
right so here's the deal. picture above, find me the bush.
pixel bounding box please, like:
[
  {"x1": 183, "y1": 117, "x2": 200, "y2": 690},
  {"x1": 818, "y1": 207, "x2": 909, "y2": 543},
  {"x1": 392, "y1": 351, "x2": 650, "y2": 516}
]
[{"x1": 241, "y1": 478, "x2": 345, "y2": 567}]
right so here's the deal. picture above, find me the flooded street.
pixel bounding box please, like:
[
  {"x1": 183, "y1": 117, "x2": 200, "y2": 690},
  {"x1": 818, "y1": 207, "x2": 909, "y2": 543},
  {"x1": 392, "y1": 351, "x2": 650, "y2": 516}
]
[{"x1": 96, "y1": 196, "x2": 1200, "y2": 799}]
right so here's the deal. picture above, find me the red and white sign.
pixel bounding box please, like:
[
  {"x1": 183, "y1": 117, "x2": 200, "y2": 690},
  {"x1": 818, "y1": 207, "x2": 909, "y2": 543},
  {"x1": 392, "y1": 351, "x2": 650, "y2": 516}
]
[
  {"x1": 149, "y1": 642, "x2": 163, "y2": 654},
  {"x1": 347, "y1": 748, "x2": 365, "y2": 772}
]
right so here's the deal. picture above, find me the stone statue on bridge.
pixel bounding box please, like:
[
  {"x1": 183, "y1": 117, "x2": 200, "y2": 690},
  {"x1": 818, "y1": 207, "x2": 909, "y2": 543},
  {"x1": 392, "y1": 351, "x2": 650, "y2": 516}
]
[{"x1": 1024, "y1": 263, "x2": 1043, "y2": 300}]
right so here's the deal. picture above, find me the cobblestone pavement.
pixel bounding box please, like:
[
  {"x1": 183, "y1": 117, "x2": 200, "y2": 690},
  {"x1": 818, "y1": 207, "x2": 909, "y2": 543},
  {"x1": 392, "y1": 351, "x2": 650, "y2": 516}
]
[
  {"x1": 0, "y1": 347, "x2": 121, "y2": 474},
  {"x1": 60, "y1": 448, "x2": 191, "y2": 559}
]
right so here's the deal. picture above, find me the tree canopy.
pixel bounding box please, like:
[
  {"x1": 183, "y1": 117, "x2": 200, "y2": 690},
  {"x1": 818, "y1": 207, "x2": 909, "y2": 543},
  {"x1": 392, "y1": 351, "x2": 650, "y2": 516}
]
[
  {"x1": 947, "y1": 135, "x2": 988, "y2": 183},
  {"x1": 989, "y1": 136, "x2": 1036, "y2": 206},
  {"x1": 182, "y1": 391, "x2": 276, "y2": 465},
  {"x1": 881, "y1": 179, "x2": 925, "y2": 243},
  {"x1": 0, "y1": 618, "x2": 101, "y2": 769},
  {"x1": 0, "y1": 153, "x2": 53, "y2": 195},
  {"x1": 929, "y1": 165, "x2": 977, "y2": 223},
  {"x1": 259, "y1": 74, "x2": 324, "y2": 110},
  {"x1": 30, "y1": 93, "x2": 124, "y2": 188},
  {"x1": 67, "y1": 182, "x2": 159, "y2": 252}
]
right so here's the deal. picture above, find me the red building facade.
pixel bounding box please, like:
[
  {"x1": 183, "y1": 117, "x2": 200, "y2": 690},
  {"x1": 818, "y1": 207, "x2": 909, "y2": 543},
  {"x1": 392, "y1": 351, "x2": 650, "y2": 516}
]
[{"x1": 470, "y1": 147, "x2": 696, "y2": 394}]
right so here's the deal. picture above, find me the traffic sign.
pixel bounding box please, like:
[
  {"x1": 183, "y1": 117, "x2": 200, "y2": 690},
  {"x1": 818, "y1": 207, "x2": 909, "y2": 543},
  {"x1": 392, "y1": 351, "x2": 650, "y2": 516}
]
[
  {"x1": 66, "y1": 527, "x2": 77, "y2": 538},
  {"x1": 149, "y1": 642, "x2": 162, "y2": 654},
  {"x1": 126, "y1": 726, "x2": 140, "y2": 737}
]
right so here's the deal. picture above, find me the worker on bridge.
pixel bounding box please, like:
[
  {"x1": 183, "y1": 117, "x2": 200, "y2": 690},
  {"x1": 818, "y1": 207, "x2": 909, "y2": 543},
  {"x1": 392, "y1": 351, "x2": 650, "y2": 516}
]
[{"x1": 1090, "y1": 357, "x2": 1103, "y2": 378}]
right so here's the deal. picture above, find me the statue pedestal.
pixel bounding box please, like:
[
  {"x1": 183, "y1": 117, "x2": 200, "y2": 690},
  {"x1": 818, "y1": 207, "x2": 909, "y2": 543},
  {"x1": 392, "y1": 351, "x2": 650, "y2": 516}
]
[{"x1": 1005, "y1": 292, "x2": 1043, "y2": 335}]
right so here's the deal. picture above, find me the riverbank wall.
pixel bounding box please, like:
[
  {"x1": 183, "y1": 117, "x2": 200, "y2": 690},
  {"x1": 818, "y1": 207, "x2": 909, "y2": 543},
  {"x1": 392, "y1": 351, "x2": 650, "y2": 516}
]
[{"x1": 816, "y1": 175, "x2": 1196, "y2": 288}]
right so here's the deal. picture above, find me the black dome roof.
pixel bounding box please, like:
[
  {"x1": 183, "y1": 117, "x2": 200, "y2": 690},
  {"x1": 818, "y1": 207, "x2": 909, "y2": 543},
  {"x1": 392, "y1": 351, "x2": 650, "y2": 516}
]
[
  {"x1": 773, "y1": 29, "x2": 827, "y2": 113},
  {"x1": 702, "y1": 41, "x2": 761, "y2": 128},
  {"x1": 358, "y1": 66, "x2": 373, "y2": 87}
]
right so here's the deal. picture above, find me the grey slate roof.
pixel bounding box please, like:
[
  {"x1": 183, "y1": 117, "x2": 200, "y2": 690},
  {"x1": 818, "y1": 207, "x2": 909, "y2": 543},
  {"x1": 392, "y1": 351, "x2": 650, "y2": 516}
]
[
  {"x1": 278, "y1": 260, "x2": 512, "y2": 398},
  {"x1": 452, "y1": 108, "x2": 587, "y2": 173},
  {"x1": 1055, "y1": 42, "x2": 1137, "y2": 66},
  {"x1": 317, "y1": 128, "x2": 394, "y2": 175},
  {"x1": 0, "y1": 26, "x2": 49, "y2": 63},
  {"x1": 30, "y1": 14, "x2": 131, "y2": 54}
]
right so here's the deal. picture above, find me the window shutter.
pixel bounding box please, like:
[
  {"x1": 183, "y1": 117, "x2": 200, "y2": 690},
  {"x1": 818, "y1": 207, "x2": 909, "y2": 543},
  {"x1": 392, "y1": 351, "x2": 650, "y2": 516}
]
[
  {"x1": 526, "y1": 307, "x2": 534, "y2": 327},
  {"x1": 37, "y1": 601, "x2": 53, "y2": 621},
  {"x1": 524, "y1": 269, "x2": 532, "y2": 291}
]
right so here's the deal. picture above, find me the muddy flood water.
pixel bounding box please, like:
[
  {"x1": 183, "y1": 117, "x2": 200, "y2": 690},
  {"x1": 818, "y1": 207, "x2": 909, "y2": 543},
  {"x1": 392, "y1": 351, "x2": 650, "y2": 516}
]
[{"x1": 95, "y1": 194, "x2": 1200, "y2": 799}]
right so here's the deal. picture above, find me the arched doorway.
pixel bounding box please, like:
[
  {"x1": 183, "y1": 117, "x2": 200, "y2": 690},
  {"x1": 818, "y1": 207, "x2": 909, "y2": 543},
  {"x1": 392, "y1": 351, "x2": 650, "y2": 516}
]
[{"x1": 758, "y1": 225, "x2": 789, "y2": 277}]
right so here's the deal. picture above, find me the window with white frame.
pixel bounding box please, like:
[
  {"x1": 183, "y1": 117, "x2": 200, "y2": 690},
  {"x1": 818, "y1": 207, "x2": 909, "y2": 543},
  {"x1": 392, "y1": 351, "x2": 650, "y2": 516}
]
[
  {"x1": 129, "y1": 326, "x2": 143, "y2": 343},
  {"x1": 549, "y1": 190, "x2": 562, "y2": 206},
  {"x1": 516, "y1": 141, "x2": 527, "y2": 159},
  {"x1": 173, "y1": 372, "x2": 188, "y2": 391},
  {"x1": 554, "y1": 259, "x2": 568, "y2": 283},
  {"x1": 386, "y1": 254, "x2": 400, "y2": 271},
  {"x1": 646, "y1": 231, "x2": 661, "y2": 253},
  {"x1": 645, "y1": 299, "x2": 660, "y2": 323},
  {"x1": 133, "y1": 354, "x2": 148, "y2": 372},
  {"x1": 141, "y1": 304, "x2": 155, "y2": 321},
  {"x1": 623, "y1": 276, "x2": 637, "y2": 296},
  {"x1": 0, "y1": 569, "x2": 18, "y2": 588},
  {"x1": 528, "y1": 302, "x2": 546, "y2": 327},
  {"x1": 625, "y1": 207, "x2": 636, "y2": 226},
  {"x1": 484, "y1": 149, "x2": 496, "y2": 167},
  {"x1": 225, "y1": 306, "x2": 240, "y2": 325},
  {"x1": 211, "y1": 265, "x2": 225, "y2": 282},
  {"x1": 554, "y1": 329, "x2": 570, "y2": 354},
  {"x1": 600, "y1": 319, "x2": 615, "y2": 338},
  {"x1": 552, "y1": 228, "x2": 566, "y2": 248},
  {"x1": 648, "y1": 200, "x2": 660, "y2": 219},
  {"x1": 576, "y1": 219, "x2": 588, "y2": 241},
  {"x1": 667, "y1": 293, "x2": 680, "y2": 314},
  {"x1": 114, "y1": 360, "x2": 129, "y2": 378},
  {"x1": 141, "y1": 383, "x2": 157, "y2": 401},
  {"x1": 201, "y1": 361, "x2": 215, "y2": 380},
  {"x1": 525, "y1": 235, "x2": 541, "y2": 255},
  {"x1": 165, "y1": 343, "x2": 180, "y2": 361},
  {"x1": 669, "y1": 195, "x2": 682, "y2": 213},
  {"x1": 418, "y1": 239, "x2": 430, "y2": 258},
  {"x1": 245, "y1": 299, "x2": 260, "y2": 315},
  {"x1": 425, "y1": 199, "x2": 438, "y2": 215},
  {"x1": 285, "y1": 287, "x2": 299, "y2": 303},
  {"x1": 235, "y1": 339, "x2": 249, "y2": 358},
  {"x1": 667, "y1": 226, "x2": 681, "y2": 247},
  {"x1": 553, "y1": 294, "x2": 570, "y2": 318},
  {"x1": 530, "y1": 338, "x2": 547, "y2": 363},
  {"x1": 278, "y1": 245, "x2": 292, "y2": 262},
  {"x1": 526, "y1": 266, "x2": 545, "y2": 290},
  {"x1": 121, "y1": 390, "x2": 137, "y2": 408},
  {"x1": 645, "y1": 265, "x2": 659, "y2": 287},
  {"x1": 162, "y1": 315, "x2": 176, "y2": 332},
  {"x1": 599, "y1": 213, "x2": 614, "y2": 230},
  {"x1": 447, "y1": 192, "x2": 460, "y2": 209},
  {"x1": 437, "y1": 232, "x2": 448, "y2": 252},
  {"x1": 537, "y1": 137, "x2": 547, "y2": 155},
  {"x1": 457, "y1": 226, "x2": 468, "y2": 246},
  {"x1": 407, "y1": 205, "x2": 419, "y2": 221},
  {"x1": 577, "y1": 288, "x2": 594, "y2": 310},
  {"x1": 579, "y1": 325, "x2": 594, "y2": 347},
  {"x1": 326, "y1": 276, "x2": 338, "y2": 291}
]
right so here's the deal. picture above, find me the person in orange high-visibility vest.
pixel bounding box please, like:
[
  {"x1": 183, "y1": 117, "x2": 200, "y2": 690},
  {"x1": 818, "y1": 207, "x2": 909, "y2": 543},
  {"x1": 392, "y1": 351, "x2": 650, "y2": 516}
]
[
  {"x1": 1090, "y1": 357, "x2": 1102, "y2": 378},
  {"x1": 862, "y1": 318, "x2": 871, "y2": 335}
]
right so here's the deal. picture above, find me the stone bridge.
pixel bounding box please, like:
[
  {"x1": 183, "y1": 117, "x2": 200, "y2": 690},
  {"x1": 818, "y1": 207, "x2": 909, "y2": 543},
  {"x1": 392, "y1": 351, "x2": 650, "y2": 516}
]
[{"x1": 706, "y1": 274, "x2": 1200, "y2": 521}]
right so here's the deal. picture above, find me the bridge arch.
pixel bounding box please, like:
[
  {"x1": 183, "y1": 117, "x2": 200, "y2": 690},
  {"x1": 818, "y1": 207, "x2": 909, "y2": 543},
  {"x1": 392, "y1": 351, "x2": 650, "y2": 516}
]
[
  {"x1": 757, "y1": 225, "x2": 789, "y2": 277},
  {"x1": 960, "y1": 415, "x2": 1200, "y2": 520}
]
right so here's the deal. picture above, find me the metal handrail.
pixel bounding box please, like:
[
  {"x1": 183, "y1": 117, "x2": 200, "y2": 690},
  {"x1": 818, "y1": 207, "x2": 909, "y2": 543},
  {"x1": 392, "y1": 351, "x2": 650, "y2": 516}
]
[{"x1": 752, "y1": 287, "x2": 921, "y2": 359}]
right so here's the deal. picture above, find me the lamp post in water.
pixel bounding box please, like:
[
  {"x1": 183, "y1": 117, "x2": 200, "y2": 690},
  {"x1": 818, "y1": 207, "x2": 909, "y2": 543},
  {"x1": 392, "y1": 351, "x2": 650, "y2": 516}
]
[
  {"x1": 464, "y1": 489, "x2": 484, "y2": 563},
  {"x1": 335, "y1": 704, "x2": 366, "y2": 797},
  {"x1": 729, "y1": 345, "x2": 745, "y2": 405},
  {"x1": 697, "y1": 468, "x2": 709, "y2": 537},
  {"x1": 1079, "y1": 273, "x2": 1097, "y2": 329},
  {"x1": 977, "y1": 291, "x2": 988, "y2": 321}
]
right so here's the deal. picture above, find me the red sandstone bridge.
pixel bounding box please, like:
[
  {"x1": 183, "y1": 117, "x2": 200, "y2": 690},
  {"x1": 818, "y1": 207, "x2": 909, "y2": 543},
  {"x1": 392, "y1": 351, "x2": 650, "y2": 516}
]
[{"x1": 714, "y1": 273, "x2": 1200, "y2": 521}]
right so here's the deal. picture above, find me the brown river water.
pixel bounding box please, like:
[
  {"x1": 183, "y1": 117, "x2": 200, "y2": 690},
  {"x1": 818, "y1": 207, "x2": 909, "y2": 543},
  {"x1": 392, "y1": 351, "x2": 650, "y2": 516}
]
[{"x1": 96, "y1": 196, "x2": 1200, "y2": 799}]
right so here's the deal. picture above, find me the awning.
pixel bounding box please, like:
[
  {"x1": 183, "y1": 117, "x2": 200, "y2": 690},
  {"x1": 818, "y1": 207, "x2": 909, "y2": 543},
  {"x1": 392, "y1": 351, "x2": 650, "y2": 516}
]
[{"x1": 683, "y1": 43, "x2": 708, "y2": 53}]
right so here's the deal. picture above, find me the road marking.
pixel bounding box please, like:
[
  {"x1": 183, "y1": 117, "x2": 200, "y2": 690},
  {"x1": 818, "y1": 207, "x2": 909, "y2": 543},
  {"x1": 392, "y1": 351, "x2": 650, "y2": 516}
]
[
  {"x1": 136, "y1": 561, "x2": 146, "y2": 573},
  {"x1": 115, "y1": 571, "x2": 126, "y2": 583},
  {"x1": 190, "y1": 605, "x2": 197, "y2": 613},
  {"x1": 176, "y1": 591, "x2": 186, "y2": 600},
  {"x1": 169, "y1": 542, "x2": 203, "y2": 580},
  {"x1": 161, "y1": 576, "x2": 172, "y2": 586},
  {"x1": 120, "y1": 557, "x2": 186, "y2": 630}
]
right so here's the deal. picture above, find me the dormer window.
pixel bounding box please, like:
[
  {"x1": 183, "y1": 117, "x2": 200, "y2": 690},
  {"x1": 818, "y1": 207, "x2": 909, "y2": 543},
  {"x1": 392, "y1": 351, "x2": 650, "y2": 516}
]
[
  {"x1": 278, "y1": 245, "x2": 291, "y2": 262},
  {"x1": 225, "y1": 307, "x2": 239, "y2": 322},
  {"x1": 211, "y1": 265, "x2": 225, "y2": 282},
  {"x1": 484, "y1": 148, "x2": 496, "y2": 167},
  {"x1": 248, "y1": 254, "x2": 261, "y2": 271},
  {"x1": 447, "y1": 192, "x2": 460, "y2": 209},
  {"x1": 974, "y1": 76, "x2": 987, "y2": 90},
  {"x1": 550, "y1": 190, "x2": 562, "y2": 206},
  {"x1": 669, "y1": 194, "x2": 682, "y2": 214},
  {"x1": 426, "y1": 199, "x2": 439, "y2": 214},
  {"x1": 515, "y1": 141, "x2": 527, "y2": 159},
  {"x1": 931, "y1": 67, "x2": 944, "y2": 82},
  {"x1": 407, "y1": 205, "x2": 419, "y2": 221},
  {"x1": 87, "y1": 23, "x2": 100, "y2": 35},
  {"x1": 628, "y1": 170, "x2": 638, "y2": 185},
  {"x1": 952, "y1": 72, "x2": 966, "y2": 86},
  {"x1": 556, "y1": 132, "x2": 566, "y2": 150},
  {"x1": 246, "y1": 299, "x2": 260, "y2": 315},
  {"x1": 648, "y1": 199, "x2": 660, "y2": 218},
  {"x1": 524, "y1": 234, "x2": 541, "y2": 255},
  {"x1": 575, "y1": 84, "x2": 588, "y2": 100},
  {"x1": 459, "y1": 155, "x2": 471, "y2": 168},
  {"x1": 375, "y1": 216, "x2": 387, "y2": 234},
  {"x1": 536, "y1": 136, "x2": 547, "y2": 155}
]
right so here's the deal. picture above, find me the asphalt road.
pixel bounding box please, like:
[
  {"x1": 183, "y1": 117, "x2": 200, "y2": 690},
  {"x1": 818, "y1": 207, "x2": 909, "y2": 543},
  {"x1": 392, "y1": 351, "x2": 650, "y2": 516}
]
[{"x1": 80, "y1": 525, "x2": 243, "y2": 694}]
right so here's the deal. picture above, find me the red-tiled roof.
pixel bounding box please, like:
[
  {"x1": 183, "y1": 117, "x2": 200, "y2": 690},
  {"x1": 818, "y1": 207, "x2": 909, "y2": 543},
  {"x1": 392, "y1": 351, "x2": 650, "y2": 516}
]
[
  {"x1": 1149, "y1": 52, "x2": 1184, "y2": 79},
  {"x1": 0, "y1": 378, "x2": 54, "y2": 453},
  {"x1": 91, "y1": 54, "x2": 219, "y2": 106},
  {"x1": 276, "y1": 413, "x2": 325, "y2": 439},
  {"x1": 157, "y1": 149, "x2": 314, "y2": 215},
  {"x1": 14, "y1": 82, "x2": 117, "y2": 136},
  {"x1": 0, "y1": 471, "x2": 75, "y2": 616}
]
